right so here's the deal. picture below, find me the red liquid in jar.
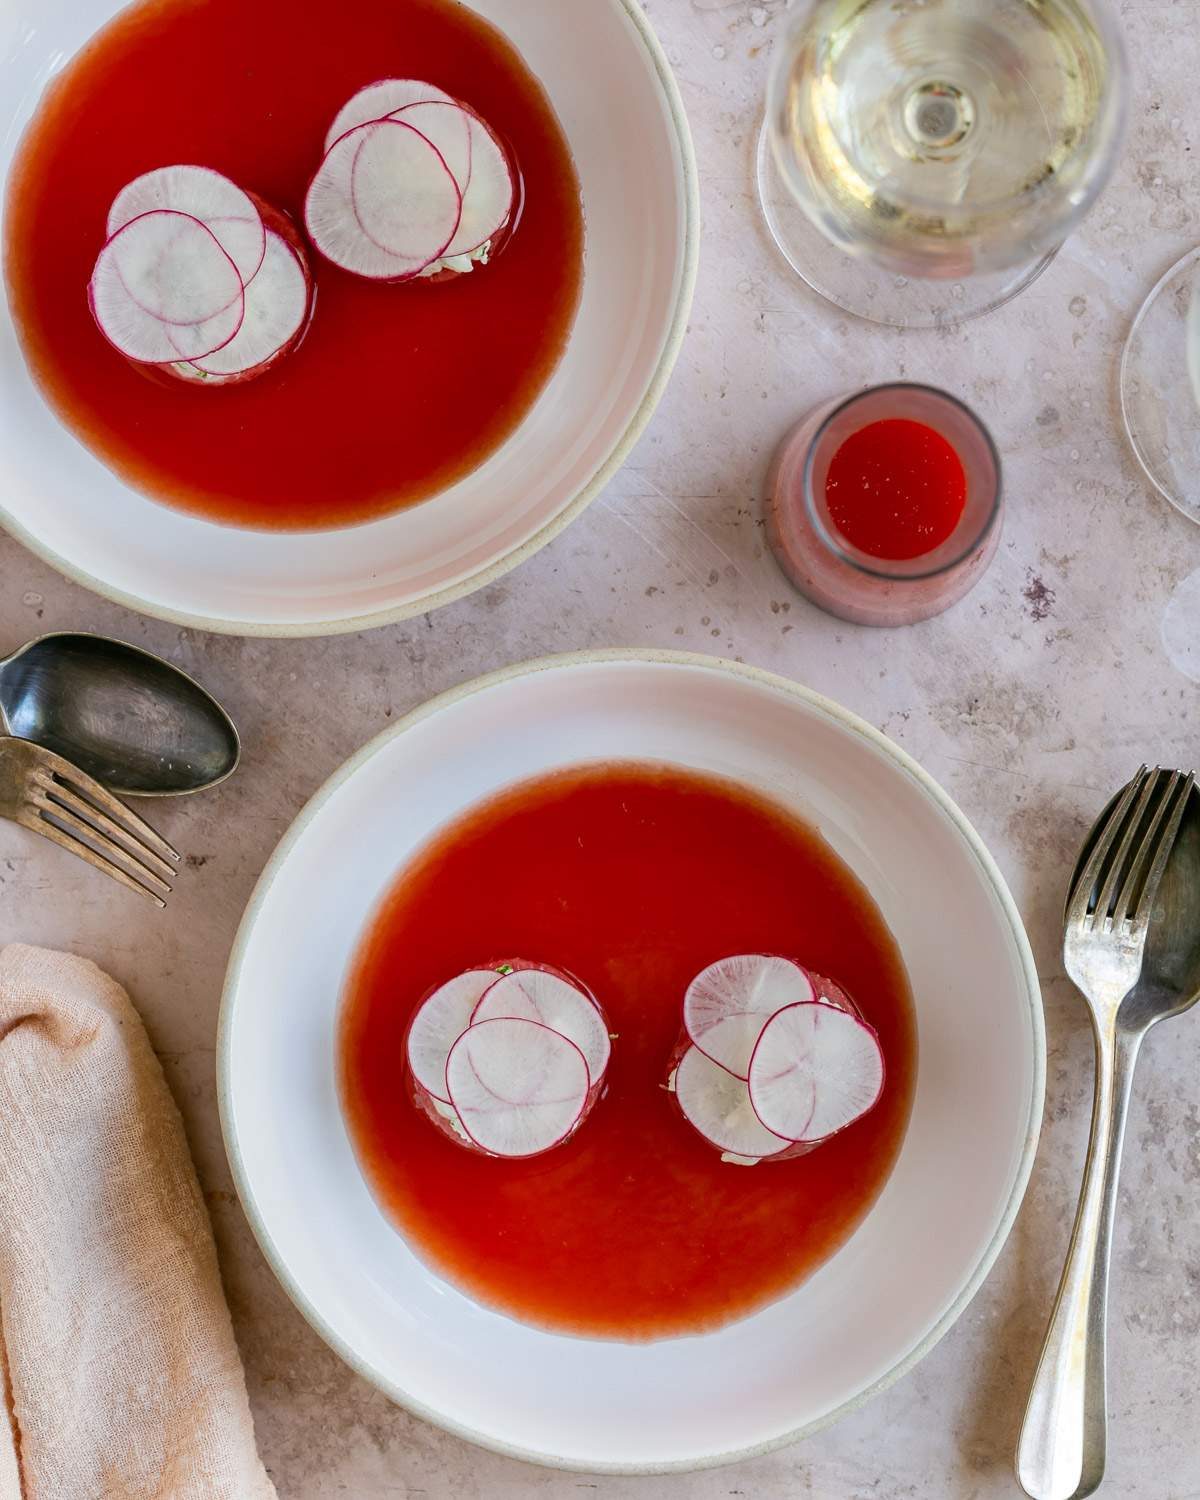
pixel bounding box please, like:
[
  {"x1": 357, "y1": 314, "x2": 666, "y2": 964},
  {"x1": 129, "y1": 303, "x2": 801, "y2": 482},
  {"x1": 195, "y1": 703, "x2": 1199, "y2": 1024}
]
[
  {"x1": 3, "y1": 0, "x2": 583, "y2": 530},
  {"x1": 825, "y1": 418, "x2": 967, "y2": 561},
  {"x1": 340, "y1": 762, "x2": 917, "y2": 1340}
]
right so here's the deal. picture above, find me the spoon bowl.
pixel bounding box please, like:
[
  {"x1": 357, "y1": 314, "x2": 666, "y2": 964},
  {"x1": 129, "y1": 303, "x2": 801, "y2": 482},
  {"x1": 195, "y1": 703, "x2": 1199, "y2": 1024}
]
[{"x1": 0, "y1": 632, "x2": 240, "y2": 796}]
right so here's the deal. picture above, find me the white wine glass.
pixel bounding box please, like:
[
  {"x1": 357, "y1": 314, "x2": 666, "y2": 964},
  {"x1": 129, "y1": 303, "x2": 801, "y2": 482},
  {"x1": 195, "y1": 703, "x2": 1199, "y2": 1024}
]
[
  {"x1": 1121, "y1": 249, "x2": 1200, "y2": 522},
  {"x1": 757, "y1": 0, "x2": 1129, "y2": 329}
]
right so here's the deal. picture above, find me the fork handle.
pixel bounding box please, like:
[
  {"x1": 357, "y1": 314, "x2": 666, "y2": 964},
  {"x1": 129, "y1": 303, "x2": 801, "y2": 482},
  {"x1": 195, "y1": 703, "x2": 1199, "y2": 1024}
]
[{"x1": 1016, "y1": 1021, "x2": 1142, "y2": 1500}]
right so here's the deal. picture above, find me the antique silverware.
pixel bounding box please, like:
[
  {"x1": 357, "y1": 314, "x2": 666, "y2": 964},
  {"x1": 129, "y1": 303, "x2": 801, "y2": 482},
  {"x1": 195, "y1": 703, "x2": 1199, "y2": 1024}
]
[
  {"x1": 0, "y1": 736, "x2": 181, "y2": 905},
  {"x1": 1017, "y1": 766, "x2": 1198, "y2": 1499},
  {"x1": 0, "y1": 631, "x2": 239, "y2": 796}
]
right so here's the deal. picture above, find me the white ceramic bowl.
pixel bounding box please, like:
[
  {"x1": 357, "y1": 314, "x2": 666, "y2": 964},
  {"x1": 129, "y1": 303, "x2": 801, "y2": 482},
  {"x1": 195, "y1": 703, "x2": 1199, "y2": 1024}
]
[
  {"x1": 0, "y1": 2, "x2": 697, "y2": 636},
  {"x1": 219, "y1": 650, "x2": 1044, "y2": 1473}
]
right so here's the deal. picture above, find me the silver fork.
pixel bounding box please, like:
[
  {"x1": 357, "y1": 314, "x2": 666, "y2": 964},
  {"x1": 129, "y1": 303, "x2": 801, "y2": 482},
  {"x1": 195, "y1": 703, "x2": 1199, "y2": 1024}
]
[
  {"x1": 0, "y1": 735, "x2": 180, "y2": 906},
  {"x1": 1017, "y1": 765, "x2": 1195, "y2": 1500}
]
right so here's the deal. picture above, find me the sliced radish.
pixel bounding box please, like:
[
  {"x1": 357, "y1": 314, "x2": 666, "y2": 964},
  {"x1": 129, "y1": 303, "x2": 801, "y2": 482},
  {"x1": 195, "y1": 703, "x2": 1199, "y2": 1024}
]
[
  {"x1": 305, "y1": 133, "x2": 418, "y2": 280},
  {"x1": 440, "y1": 107, "x2": 514, "y2": 256},
  {"x1": 351, "y1": 119, "x2": 462, "y2": 260},
  {"x1": 406, "y1": 969, "x2": 499, "y2": 1103},
  {"x1": 390, "y1": 101, "x2": 473, "y2": 203},
  {"x1": 175, "y1": 228, "x2": 311, "y2": 381},
  {"x1": 748, "y1": 1001, "x2": 885, "y2": 1143},
  {"x1": 445, "y1": 1017, "x2": 590, "y2": 1159},
  {"x1": 672, "y1": 1044, "x2": 792, "y2": 1162},
  {"x1": 324, "y1": 78, "x2": 456, "y2": 153},
  {"x1": 89, "y1": 211, "x2": 244, "y2": 363},
  {"x1": 684, "y1": 954, "x2": 815, "y2": 1080},
  {"x1": 317, "y1": 84, "x2": 512, "y2": 281},
  {"x1": 107, "y1": 165, "x2": 265, "y2": 286},
  {"x1": 472, "y1": 966, "x2": 610, "y2": 1083},
  {"x1": 101, "y1": 210, "x2": 242, "y2": 324},
  {"x1": 305, "y1": 119, "x2": 460, "y2": 281}
]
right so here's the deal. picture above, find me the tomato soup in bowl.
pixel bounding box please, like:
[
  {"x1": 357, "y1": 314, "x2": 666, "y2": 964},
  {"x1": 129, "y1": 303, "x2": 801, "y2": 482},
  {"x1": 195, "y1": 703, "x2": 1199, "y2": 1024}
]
[
  {"x1": 5, "y1": 0, "x2": 584, "y2": 530},
  {"x1": 340, "y1": 761, "x2": 917, "y2": 1340},
  {"x1": 0, "y1": 3, "x2": 697, "y2": 632},
  {"x1": 219, "y1": 651, "x2": 1044, "y2": 1470}
]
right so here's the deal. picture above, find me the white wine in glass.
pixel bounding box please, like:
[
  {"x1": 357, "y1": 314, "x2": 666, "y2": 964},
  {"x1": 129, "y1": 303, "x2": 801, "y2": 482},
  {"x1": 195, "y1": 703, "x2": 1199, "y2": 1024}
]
[{"x1": 758, "y1": 0, "x2": 1128, "y2": 327}]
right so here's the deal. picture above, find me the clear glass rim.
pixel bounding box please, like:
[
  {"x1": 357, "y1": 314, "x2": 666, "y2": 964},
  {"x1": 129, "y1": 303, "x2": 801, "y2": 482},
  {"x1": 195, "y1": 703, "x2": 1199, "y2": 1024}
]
[
  {"x1": 800, "y1": 382, "x2": 1004, "y2": 582},
  {"x1": 767, "y1": 0, "x2": 1130, "y2": 230},
  {"x1": 1118, "y1": 245, "x2": 1200, "y2": 524}
]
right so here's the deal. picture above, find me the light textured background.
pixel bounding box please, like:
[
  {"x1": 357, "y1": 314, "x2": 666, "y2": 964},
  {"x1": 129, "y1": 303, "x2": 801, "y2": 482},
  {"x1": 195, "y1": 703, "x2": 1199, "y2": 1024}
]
[{"x1": 2, "y1": 0, "x2": 1199, "y2": 1495}]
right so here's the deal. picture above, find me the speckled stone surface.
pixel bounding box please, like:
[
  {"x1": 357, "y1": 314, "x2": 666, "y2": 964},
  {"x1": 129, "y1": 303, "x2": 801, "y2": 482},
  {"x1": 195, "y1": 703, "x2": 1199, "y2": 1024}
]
[{"x1": 2, "y1": 1, "x2": 1199, "y2": 1495}]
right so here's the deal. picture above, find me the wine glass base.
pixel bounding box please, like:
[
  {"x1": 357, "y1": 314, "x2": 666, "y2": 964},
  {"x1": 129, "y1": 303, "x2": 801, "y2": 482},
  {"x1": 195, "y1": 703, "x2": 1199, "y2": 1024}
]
[
  {"x1": 1120, "y1": 247, "x2": 1200, "y2": 523},
  {"x1": 755, "y1": 120, "x2": 1058, "y2": 330}
]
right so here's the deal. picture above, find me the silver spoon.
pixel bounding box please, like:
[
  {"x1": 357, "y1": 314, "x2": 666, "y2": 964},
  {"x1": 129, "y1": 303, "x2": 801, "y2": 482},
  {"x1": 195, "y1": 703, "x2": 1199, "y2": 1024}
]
[
  {"x1": 0, "y1": 632, "x2": 240, "y2": 797},
  {"x1": 1016, "y1": 768, "x2": 1200, "y2": 1499}
]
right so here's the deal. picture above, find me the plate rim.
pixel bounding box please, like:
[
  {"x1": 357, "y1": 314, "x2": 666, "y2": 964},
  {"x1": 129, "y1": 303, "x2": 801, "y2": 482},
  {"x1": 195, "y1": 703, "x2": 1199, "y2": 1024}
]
[
  {"x1": 0, "y1": 0, "x2": 700, "y2": 638},
  {"x1": 217, "y1": 646, "x2": 1046, "y2": 1475}
]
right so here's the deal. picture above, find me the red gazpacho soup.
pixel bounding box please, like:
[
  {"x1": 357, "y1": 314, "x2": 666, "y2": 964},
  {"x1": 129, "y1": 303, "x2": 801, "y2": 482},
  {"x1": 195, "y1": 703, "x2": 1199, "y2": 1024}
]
[
  {"x1": 825, "y1": 418, "x2": 968, "y2": 561},
  {"x1": 340, "y1": 762, "x2": 917, "y2": 1340},
  {"x1": 3, "y1": 0, "x2": 584, "y2": 529}
]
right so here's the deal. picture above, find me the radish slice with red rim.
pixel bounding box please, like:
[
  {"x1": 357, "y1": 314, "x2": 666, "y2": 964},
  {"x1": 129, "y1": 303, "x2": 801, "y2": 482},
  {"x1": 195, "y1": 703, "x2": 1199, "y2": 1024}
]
[
  {"x1": 305, "y1": 120, "x2": 460, "y2": 280},
  {"x1": 107, "y1": 165, "x2": 266, "y2": 285},
  {"x1": 684, "y1": 954, "x2": 815, "y2": 1080},
  {"x1": 748, "y1": 1001, "x2": 885, "y2": 1143},
  {"x1": 441, "y1": 107, "x2": 514, "y2": 256},
  {"x1": 445, "y1": 1017, "x2": 590, "y2": 1159},
  {"x1": 350, "y1": 118, "x2": 462, "y2": 260},
  {"x1": 89, "y1": 211, "x2": 244, "y2": 363},
  {"x1": 672, "y1": 1044, "x2": 792, "y2": 1163},
  {"x1": 406, "y1": 969, "x2": 499, "y2": 1103},
  {"x1": 100, "y1": 210, "x2": 243, "y2": 325},
  {"x1": 389, "y1": 101, "x2": 472, "y2": 196},
  {"x1": 177, "y1": 228, "x2": 311, "y2": 380},
  {"x1": 305, "y1": 132, "x2": 420, "y2": 280},
  {"x1": 325, "y1": 78, "x2": 455, "y2": 153},
  {"x1": 471, "y1": 966, "x2": 610, "y2": 1083}
]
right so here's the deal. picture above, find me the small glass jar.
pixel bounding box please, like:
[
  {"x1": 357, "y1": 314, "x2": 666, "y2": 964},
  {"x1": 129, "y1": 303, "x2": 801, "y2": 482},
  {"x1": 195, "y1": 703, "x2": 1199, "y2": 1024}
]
[{"x1": 767, "y1": 383, "x2": 1002, "y2": 627}]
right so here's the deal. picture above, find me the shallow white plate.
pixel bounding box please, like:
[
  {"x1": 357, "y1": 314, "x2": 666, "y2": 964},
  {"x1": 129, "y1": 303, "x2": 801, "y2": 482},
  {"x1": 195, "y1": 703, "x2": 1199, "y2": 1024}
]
[
  {"x1": 219, "y1": 650, "x2": 1044, "y2": 1473},
  {"x1": 0, "y1": 2, "x2": 697, "y2": 635}
]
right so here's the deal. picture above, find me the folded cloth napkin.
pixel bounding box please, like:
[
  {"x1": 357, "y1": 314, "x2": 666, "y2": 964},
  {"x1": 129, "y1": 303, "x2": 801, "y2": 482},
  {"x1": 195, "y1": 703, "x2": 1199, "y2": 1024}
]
[{"x1": 0, "y1": 944, "x2": 276, "y2": 1500}]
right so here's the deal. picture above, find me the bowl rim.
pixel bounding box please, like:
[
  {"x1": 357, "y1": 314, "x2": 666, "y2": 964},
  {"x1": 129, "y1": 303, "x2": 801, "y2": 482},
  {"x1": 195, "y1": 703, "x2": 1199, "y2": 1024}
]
[
  {"x1": 217, "y1": 646, "x2": 1046, "y2": 1475},
  {"x1": 0, "y1": 0, "x2": 700, "y2": 639}
]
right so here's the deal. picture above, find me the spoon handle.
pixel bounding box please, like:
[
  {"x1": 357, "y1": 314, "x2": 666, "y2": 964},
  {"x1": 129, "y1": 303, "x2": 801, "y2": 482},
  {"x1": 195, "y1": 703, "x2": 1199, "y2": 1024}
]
[{"x1": 1016, "y1": 1021, "x2": 1142, "y2": 1500}]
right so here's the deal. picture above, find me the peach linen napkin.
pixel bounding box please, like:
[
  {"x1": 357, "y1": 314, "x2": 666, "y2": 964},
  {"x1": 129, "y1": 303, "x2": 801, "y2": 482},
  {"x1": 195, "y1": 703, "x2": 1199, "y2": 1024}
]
[{"x1": 0, "y1": 943, "x2": 276, "y2": 1500}]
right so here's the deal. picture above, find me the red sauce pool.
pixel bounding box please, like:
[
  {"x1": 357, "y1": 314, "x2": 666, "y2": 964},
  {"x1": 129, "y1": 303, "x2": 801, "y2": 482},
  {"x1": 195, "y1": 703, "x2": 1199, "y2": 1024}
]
[
  {"x1": 825, "y1": 418, "x2": 967, "y2": 561},
  {"x1": 3, "y1": 0, "x2": 583, "y2": 530},
  {"x1": 340, "y1": 762, "x2": 917, "y2": 1340}
]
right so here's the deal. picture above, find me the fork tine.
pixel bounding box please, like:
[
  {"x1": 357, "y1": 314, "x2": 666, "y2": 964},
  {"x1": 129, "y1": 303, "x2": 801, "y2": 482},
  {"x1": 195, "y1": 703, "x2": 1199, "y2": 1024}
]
[
  {"x1": 1109, "y1": 770, "x2": 1180, "y2": 927},
  {"x1": 1092, "y1": 767, "x2": 1163, "y2": 927},
  {"x1": 1065, "y1": 766, "x2": 1150, "y2": 929},
  {"x1": 33, "y1": 776, "x2": 178, "y2": 884},
  {"x1": 16, "y1": 807, "x2": 167, "y2": 907},
  {"x1": 1125, "y1": 770, "x2": 1195, "y2": 931},
  {"x1": 43, "y1": 762, "x2": 180, "y2": 866},
  {"x1": 35, "y1": 799, "x2": 172, "y2": 898}
]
